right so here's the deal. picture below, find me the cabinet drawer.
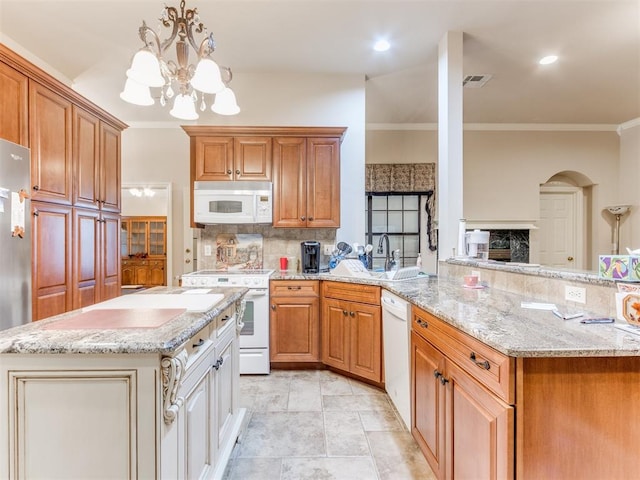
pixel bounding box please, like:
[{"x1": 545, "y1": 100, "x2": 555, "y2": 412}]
[
  {"x1": 412, "y1": 306, "x2": 514, "y2": 404},
  {"x1": 322, "y1": 281, "x2": 380, "y2": 305},
  {"x1": 184, "y1": 325, "x2": 212, "y2": 366},
  {"x1": 271, "y1": 280, "x2": 319, "y2": 297}
]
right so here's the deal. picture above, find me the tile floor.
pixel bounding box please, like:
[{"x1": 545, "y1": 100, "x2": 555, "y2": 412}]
[{"x1": 223, "y1": 369, "x2": 436, "y2": 480}]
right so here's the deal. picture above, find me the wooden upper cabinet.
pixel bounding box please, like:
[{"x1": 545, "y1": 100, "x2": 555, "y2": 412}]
[
  {"x1": 0, "y1": 61, "x2": 28, "y2": 146},
  {"x1": 272, "y1": 137, "x2": 307, "y2": 228},
  {"x1": 99, "y1": 122, "x2": 121, "y2": 212},
  {"x1": 193, "y1": 136, "x2": 272, "y2": 182},
  {"x1": 29, "y1": 81, "x2": 73, "y2": 205},
  {"x1": 234, "y1": 137, "x2": 272, "y2": 180},
  {"x1": 73, "y1": 106, "x2": 100, "y2": 208},
  {"x1": 194, "y1": 136, "x2": 234, "y2": 181},
  {"x1": 272, "y1": 136, "x2": 341, "y2": 228},
  {"x1": 306, "y1": 137, "x2": 340, "y2": 228}
]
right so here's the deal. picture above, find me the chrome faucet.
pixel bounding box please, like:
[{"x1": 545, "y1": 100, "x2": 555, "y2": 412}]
[{"x1": 377, "y1": 234, "x2": 396, "y2": 271}]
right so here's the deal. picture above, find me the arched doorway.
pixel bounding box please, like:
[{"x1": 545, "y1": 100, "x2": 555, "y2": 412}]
[{"x1": 538, "y1": 171, "x2": 593, "y2": 270}]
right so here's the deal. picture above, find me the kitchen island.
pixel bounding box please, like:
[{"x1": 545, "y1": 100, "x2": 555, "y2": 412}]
[
  {"x1": 272, "y1": 267, "x2": 640, "y2": 479},
  {"x1": 0, "y1": 286, "x2": 247, "y2": 480}
]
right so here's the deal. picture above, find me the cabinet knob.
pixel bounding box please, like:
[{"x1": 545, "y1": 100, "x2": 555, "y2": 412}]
[
  {"x1": 32, "y1": 185, "x2": 39, "y2": 191},
  {"x1": 185, "y1": 259, "x2": 191, "y2": 264},
  {"x1": 343, "y1": 310, "x2": 348, "y2": 316},
  {"x1": 33, "y1": 210, "x2": 39, "y2": 217},
  {"x1": 308, "y1": 217, "x2": 314, "y2": 221},
  {"x1": 300, "y1": 216, "x2": 306, "y2": 221},
  {"x1": 271, "y1": 304, "x2": 276, "y2": 310},
  {"x1": 235, "y1": 169, "x2": 240, "y2": 175},
  {"x1": 567, "y1": 256, "x2": 574, "y2": 261},
  {"x1": 349, "y1": 311, "x2": 355, "y2": 317},
  {"x1": 439, "y1": 375, "x2": 449, "y2": 386},
  {"x1": 227, "y1": 169, "x2": 232, "y2": 174},
  {"x1": 416, "y1": 319, "x2": 428, "y2": 329},
  {"x1": 433, "y1": 369, "x2": 442, "y2": 379}
]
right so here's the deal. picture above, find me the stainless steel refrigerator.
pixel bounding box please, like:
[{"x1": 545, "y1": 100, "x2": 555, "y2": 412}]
[{"x1": 0, "y1": 139, "x2": 31, "y2": 330}]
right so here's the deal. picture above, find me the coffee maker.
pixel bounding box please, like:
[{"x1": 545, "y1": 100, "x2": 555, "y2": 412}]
[{"x1": 301, "y1": 241, "x2": 321, "y2": 273}]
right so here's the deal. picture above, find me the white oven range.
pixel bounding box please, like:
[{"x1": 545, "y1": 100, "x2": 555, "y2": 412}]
[{"x1": 181, "y1": 269, "x2": 273, "y2": 374}]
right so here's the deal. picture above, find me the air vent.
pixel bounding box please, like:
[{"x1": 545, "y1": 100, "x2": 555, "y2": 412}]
[{"x1": 463, "y1": 74, "x2": 493, "y2": 88}]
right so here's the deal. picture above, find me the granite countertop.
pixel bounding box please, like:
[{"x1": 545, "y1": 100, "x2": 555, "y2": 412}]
[
  {"x1": 0, "y1": 287, "x2": 247, "y2": 355},
  {"x1": 272, "y1": 271, "x2": 640, "y2": 358}
]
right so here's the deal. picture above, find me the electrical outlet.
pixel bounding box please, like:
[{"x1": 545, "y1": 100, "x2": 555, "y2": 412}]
[
  {"x1": 565, "y1": 285, "x2": 586, "y2": 304},
  {"x1": 204, "y1": 244, "x2": 212, "y2": 256},
  {"x1": 323, "y1": 244, "x2": 335, "y2": 256}
]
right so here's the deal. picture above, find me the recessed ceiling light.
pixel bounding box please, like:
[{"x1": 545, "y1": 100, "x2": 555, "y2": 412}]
[
  {"x1": 539, "y1": 55, "x2": 558, "y2": 65},
  {"x1": 373, "y1": 39, "x2": 390, "y2": 52}
]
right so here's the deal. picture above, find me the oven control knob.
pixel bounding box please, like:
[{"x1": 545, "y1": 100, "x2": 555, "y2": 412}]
[
  {"x1": 200, "y1": 279, "x2": 207, "y2": 286},
  {"x1": 252, "y1": 278, "x2": 260, "y2": 285},
  {"x1": 243, "y1": 278, "x2": 250, "y2": 285}
]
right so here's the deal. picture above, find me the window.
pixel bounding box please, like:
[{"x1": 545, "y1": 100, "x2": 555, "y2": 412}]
[{"x1": 365, "y1": 194, "x2": 421, "y2": 269}]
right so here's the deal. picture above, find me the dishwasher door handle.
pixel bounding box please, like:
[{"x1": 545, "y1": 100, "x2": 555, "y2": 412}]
[{"x1": 381, "y1": 296, "x2": 409, "y2": 320}]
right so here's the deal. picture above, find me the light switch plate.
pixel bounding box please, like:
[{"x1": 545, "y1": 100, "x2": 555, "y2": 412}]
[{"x1": 204, "y1": 244, "x2": 212, "y2": 256}]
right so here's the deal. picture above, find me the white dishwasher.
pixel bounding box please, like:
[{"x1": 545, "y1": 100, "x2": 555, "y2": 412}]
[{"x1": 381, "y1": 290, "x2": 411, "y2": 430}]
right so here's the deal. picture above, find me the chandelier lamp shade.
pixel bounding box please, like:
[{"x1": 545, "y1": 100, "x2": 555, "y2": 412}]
[{"x1": 120, "y1": 0, "x2": 240, "y2": 120}]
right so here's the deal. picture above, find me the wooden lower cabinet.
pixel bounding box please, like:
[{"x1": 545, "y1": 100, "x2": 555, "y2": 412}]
[
  {"x1": 411, "y1": 306, "x2": 514, "y2": 480},
  {"x1": 121, "y1": 258, "x2": 166, "y2": 287},
  {"x1": 321, "y1": 281, "x2": 382, "y2": 383},
  {"x1": 270, "y1": 280, "x2": 320, "y2": 363}
]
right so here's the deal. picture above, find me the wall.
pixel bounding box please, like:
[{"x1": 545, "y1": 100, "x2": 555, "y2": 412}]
[
  {"x1": 618, "y1": 122, "x2": 640, "y2": 251},
  {"x1": 366, "y1": 127, "x2": 621, "y2": 269},
  {"x1": 122, "y1": 72, "x2": 365, "y2": 284}
]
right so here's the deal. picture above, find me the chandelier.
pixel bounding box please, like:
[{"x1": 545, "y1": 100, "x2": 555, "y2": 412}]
[{"x1": 120, "y1": 0, "x2": 239, "y2": 120}]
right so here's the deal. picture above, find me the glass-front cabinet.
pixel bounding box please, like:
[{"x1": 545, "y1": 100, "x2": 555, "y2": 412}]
[{"x1": 121, "y1": 216, "x2": 167, "y2": 287}]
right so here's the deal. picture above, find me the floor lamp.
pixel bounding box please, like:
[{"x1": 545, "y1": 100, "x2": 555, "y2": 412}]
[{"x1": 605, "y1": 205, "x2": 631, "y2": 254}]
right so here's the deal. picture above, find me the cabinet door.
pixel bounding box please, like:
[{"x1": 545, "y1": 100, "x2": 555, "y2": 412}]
[
  {"x1": 121, "y1": 261, "x2": 135, "y2": 285},
  {"x1": 184, "y1": 369, "x2": 213, "y2": 480},
  {"x1": 32, "y1": 202, "x2": 72, "y2": 320},
  {"x1": 72, "y1": 106, "x2": 100, "y2": 209},
  {"x1": 272, "y1": 137, "x2": 307, "y2": 227},
  {"x1": 215, "y1": 334, "x2": 236, "y2": 452},
  {"x1": 134, "y1": 264, "x2": 150, "y2": 286},
  {"x1": 149, "y1": 260, "x2": 166, "y2": 286},
  {"x1": 148, "y1": 220, "x2": 166, "y2": 257},
  {"x1": 321, "y1": 298, "x2": 350, "y2": 371},
  {"x1": 0, "y1": 61, "x2": 28, "y2": 146},
  {"x1": 99, "y1": 122, "x2": 121, "y2": 212},
  {"x1": 72, "y1": 207, "x2": 100, "y2": 309},
  {"x1": 306, "y1": 137, "x2": 340, "y2": 228},
  {"x1": 194, "y1": 137, "x2": 234, "y2": 181},
  {"x1": 348, "y1": 301, "x2": 382, "y2": 382},
  {"x1": 100, "y1": 212, "x2": 121, "y2": 301},
  {"x1": 234, "y1": 137, "x2": 272, "y2": 180},
  {"x1": 411, "y1": 331, "x2": 446, "y2": 479},
  {"x1": 129, "y1": 220, "x2": 147, "y2": 256},
  {"x1": 120, "y1": 219, "x2": 129, "y2": 258},
  {"x1": 270, "y1": 296, "x2": 320, "y2": 362},
  {"x1": 445, "y1": 361, "x2": 514, "y2": 480},
  {"x1": 29, "y1": 81, "x2": 73, "y2": 204}
]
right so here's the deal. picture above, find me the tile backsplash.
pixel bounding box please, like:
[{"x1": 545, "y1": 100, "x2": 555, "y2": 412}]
[{"x1": 196, "y1": 224, "x2": 336, "y2": 272}]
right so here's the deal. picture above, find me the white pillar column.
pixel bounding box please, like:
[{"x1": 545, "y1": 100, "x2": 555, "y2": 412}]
[{"x1": 437, "y1": 31, "x2": 464, "y2": 260}]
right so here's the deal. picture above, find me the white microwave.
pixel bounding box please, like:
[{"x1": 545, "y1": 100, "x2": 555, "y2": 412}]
[{"x1": 194, "y1": 181, "x2": 273, "y2": 224}]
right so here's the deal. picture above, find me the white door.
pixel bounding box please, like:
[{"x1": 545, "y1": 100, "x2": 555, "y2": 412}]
[{"x1": 539, "y1": 187, "x2": 582, "y2": 268}]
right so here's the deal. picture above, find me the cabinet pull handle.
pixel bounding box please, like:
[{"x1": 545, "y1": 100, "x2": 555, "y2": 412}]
[
  {"x1": 32, "y1": 185, "x2": 39, "y2": 191},
  {"x1": 271, "y1": 304, "x2": 276, "y2": 310},
  {"x1": 287, "y1": 286, "x2": 302, "y2": 290},
  {"x1": 221, "y1": 315, "x2": 230, "y2": 322},
  {"x1": 33, "y1": 210, "x2": 39, "y2": 216},
  {"x1": 470, "y1": 352, "x2": 491, "y2": 370},
  {"x1": 416, "y1": 319, "x2": 428, "y2": 328},
  {"x1": 192, "y1": 338, "x2": 204, "y2": 348},
  {"x1": 300, "y1": 216, "x2": 306, "y2": 221}
]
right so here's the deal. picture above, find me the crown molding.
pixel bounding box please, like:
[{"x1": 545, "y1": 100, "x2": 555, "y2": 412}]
[
  {"x1": 616, "y1": 117, "x2": 640, "y2": 135},
  {"x1": 366, "y1": 123, "x2": 619, "y2": 132}
]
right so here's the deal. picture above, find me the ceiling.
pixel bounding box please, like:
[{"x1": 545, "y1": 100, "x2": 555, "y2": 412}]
[{"x1": 0, "y1": 0, "x2": 638, "y2": 126}]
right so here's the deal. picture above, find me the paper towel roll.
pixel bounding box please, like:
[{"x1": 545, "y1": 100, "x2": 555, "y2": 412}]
[{"x1": 457, "y1": 219, "x2": 466, "y2": 257}]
